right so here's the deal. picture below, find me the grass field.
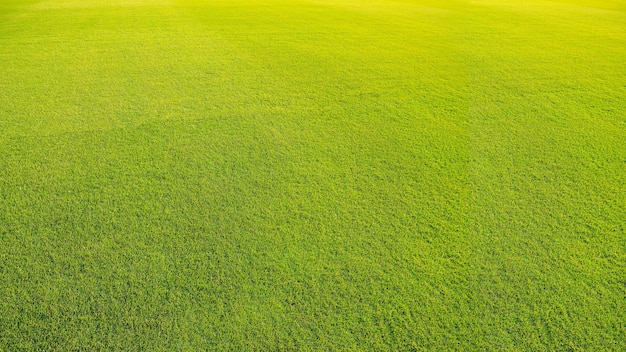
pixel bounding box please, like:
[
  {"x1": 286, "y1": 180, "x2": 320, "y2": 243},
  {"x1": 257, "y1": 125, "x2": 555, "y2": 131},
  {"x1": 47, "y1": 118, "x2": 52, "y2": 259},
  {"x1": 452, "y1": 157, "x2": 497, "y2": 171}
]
[{"x1": 1, "y1": 0, "x2": 625, "y2": 349}]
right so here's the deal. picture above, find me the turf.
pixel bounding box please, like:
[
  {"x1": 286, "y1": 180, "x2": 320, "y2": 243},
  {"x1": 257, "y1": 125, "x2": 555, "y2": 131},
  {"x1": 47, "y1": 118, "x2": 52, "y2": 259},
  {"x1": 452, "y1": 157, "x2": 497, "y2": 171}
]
[{"x1": 0, "y1": 0, "x2": 624, "y2": 350}]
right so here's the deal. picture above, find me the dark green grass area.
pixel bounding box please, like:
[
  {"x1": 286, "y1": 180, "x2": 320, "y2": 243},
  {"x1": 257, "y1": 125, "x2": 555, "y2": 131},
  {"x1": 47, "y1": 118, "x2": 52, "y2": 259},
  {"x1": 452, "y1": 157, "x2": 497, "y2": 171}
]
[{"x1": 1, "y1": 0, "x2": 625, "y2": 349}]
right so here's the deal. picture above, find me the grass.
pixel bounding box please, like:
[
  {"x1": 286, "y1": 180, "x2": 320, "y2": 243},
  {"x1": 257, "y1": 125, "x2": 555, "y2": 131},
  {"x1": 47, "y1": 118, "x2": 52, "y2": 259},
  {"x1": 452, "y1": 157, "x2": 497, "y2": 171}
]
[{"x1": 0, "y1": 0, "x2": 624, "y2": 349}]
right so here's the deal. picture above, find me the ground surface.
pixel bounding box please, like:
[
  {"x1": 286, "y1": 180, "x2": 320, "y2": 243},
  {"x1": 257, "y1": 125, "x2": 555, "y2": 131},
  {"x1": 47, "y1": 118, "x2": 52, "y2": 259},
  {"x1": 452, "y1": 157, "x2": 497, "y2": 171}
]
[{"x1": 0, "y1": 0, "x2": 625, "y2": 350}]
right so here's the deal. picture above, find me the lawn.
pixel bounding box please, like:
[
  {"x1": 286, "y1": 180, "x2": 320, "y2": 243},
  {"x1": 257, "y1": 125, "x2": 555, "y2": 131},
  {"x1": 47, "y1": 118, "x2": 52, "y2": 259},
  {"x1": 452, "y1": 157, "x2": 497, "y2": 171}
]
[{"x1": 0, "y1": 0, "x2": 624, "y2": 349}]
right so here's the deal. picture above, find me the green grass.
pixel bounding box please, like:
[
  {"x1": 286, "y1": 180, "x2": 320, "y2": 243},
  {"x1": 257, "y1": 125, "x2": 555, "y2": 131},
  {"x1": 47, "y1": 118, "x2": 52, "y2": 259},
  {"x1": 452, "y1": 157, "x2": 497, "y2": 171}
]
[{"x1": 0, "y1": 0, "x2": 624, "y2": 349}]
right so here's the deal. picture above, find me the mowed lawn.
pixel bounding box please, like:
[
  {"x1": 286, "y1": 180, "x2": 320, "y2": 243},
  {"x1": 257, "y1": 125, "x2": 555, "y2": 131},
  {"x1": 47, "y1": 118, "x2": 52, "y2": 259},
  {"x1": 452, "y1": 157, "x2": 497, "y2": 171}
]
[{"x1": 0, "y1": 0, "x2": 624, "y2": 349}]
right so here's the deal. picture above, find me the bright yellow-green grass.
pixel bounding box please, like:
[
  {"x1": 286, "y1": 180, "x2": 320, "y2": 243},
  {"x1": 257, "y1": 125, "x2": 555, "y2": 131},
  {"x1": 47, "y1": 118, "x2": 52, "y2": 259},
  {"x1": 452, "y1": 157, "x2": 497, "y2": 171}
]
[{"x1": 1, "y1": 0, "x2": 624, "y2": 349}]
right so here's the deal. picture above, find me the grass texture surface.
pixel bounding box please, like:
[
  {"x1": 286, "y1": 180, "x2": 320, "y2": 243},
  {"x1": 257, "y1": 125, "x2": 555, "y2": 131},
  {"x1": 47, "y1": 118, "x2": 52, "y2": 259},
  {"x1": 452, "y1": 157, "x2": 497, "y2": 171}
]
[{"x1": 0, "y1": 0, "x2": 625, "y2": 349}]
